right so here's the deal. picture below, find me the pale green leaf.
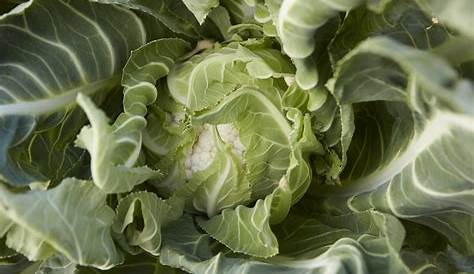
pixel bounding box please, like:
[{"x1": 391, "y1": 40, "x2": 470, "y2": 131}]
[
  {"x1": 92, "y1": 0, "x2": 202, "y2": 39},
  {"x1": 75, "y1": 94, "x2": 158, "y2": 193},
  {"x1": 415, "y1": 0, "x2": 474, "y2": 38},
  {"x1": 76, "y1": 38, "x2": 191, "y2": 193},
  {"x1": 188, "y1": 126, "x2": 251, "y2": 217},
  {"x1": 276, "y1": 0, "x2": 364, "y2": 88},
  {"x1": 0, "y1": 0, "x2": 147, "y2": 185},
  {"x1": 0, "y1": 178, "x2": 123, "y2": 269},
  {"x1": 0, "y1": 255, "x2": 34, "y2": 274},
  {"x1": 221, "y1": 0, "x2": 255, "y2": 24},
  {"x1": 198, "y1": 194, "x2": 278, "y2": 258},
  {"x1": 327, "y1": 36, "x2": 474, "y2": 113},
  {"x1": 167, "y1": 42, "x2": 293, "y2": 112},
  {"x1": 313, "y1": 102, "x2": 474, "y2": 254},
  {"x1": 194, "y1": 85, "x2": 292, "y2": 199},
  {"x1": 112, "y1": 192, "x2": 175, "y2": 255},
  {"x1": 182, "y1": 0, "x2": 220, "y2": 24},
  {"x1": 161, "y1": 211, "x2": 416, "y2": 274},
  {"x1": 78, "y1": 253, "x2": 186, "y2": 274},
  {"x1": 328, "y1": 0, "x2": 451, "y2": 64}
]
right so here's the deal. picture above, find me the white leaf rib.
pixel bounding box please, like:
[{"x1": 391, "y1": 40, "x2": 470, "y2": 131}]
[
  {"x1": 0, "y1": 24, "x2": 88, "y2": 83},
  {"x1": 61, "y1": 1, "x2": 115, "y2": 75},
  {"x1": 0, "y1": 76, "x2": 119, "y2": 116}
]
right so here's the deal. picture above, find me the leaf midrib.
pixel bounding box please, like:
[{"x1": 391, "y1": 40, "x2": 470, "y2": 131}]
[
  {"x1": 0, "y1": 75, "x2": 121, "y2": 116},
  {"x1": 316, "y1": 111, "x2": 474, "y2": 197}
]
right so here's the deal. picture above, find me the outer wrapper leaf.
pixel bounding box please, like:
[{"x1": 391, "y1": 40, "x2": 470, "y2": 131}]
[
  {"x1": 0, "y1": 0, "x2": 148, "y2": 185},
  {"x1": 311, "y1": 37, "x2": 474, "y2": 255},
  {"x1": 76, "y1": 94, "x2": 158, "y2": 193},
  {"x1": 182, "y1": 0, "x2": 220, "y2": 24},
  {"x1": 160, "y1": 211, "x2": 417, "y2": 274},
  {"x1": 198, "y1": 194, "x2": 278, "y2": 258},
  {"x1": 76, "y1": 38, "x2": 191, "y2": 193},
  {"x1": 0, "y1": 179, "x2": 123, "y2": 269},
  {"x1": 112, "y1": 192, "x2": 178, "y2": 256},
  {"x1": 415, "y1": 0, "x2": 474, "y2": 38}
]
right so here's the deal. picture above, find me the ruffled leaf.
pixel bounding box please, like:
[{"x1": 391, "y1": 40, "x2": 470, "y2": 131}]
[{"x1": 0, "y1": 179, "x2": 123, "y2": 269}]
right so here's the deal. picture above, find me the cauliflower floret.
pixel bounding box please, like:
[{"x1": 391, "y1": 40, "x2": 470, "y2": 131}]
[
  {"x1": 184, "y1": 125, "x2": 217, "y2": 178},
  {"x1": 184, "y1": 123, "x2": 245, "y2": 179},
  {"x1": 216, "y1": 124, "x2": 245, "y2": 161}
]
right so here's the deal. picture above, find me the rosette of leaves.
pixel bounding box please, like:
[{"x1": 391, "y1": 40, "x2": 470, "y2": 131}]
[
  {"x1": 1, "y1": 0, "x2": 473, "y2": 273},
  {"x1": 142, "y1": 39, "x2": 323, "y2": 257}
]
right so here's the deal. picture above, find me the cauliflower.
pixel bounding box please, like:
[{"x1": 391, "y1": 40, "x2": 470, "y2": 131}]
[{"x1": 184, "y1": 123, "x2": 245, "y2": 178}]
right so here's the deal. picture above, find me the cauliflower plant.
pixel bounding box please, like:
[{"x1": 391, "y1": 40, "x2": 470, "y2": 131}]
[{"x1": 142, "y1": 40, "x2": 320, "y2": 228}]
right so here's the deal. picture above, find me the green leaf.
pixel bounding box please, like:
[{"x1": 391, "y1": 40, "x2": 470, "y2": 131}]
[
  {"x1": 0, "y1": 238, "x2": 16, "y2": 260},
  {"x1": 121, "y1": 38, "x2": 191, "y2": 115},
  {"x1": 0, "y1": 1, "x2": 26, "y2": 14},
  {"x1": 291, "y1": 16, "x2": 339, "y2": 90},
  {"x1": 415, "y1": 0, "x2": 474, "y2": 38},
  {"x1": 77, "y1": 253, "x2": 186, "y2": 274},
  {"x1": 4, "y1": 226, "x2": 55, "y2": 261},
  {"x1": 220, "y1": 0, "x2": 255, "y2": 24},
  {"x1": 309, "y1": 88, "x2": 355, "y2": 184},
  {"x1": 75, "y1": 94, "x2": 158, "y2": 193},
  {"x1": 12, "y1": 107, "x2": 93, "y2": 187},
  {"x1": 92, "y1": 0, "x2": 202, "y2": 39},
  {"x1": 328, "y1": 0, "x2": 451, "y2": 64},
  {"x1": 39, "y1": 253, "x2": 187, "y2": 274},
  {"x1": 167, "y1": 42, "x2": 293, "y2": 112},
  {"x1": 276, "y1": 0, "x2": 364, "y2": 88},
  {"x1": 147, "y1": 41, "x2": 311, "y2": 228},
  {"x1": 270, "y1": 210, "x2": 409, "y2": 273},
  {"x1": 432, "y1": 36, "x2": 474, "y2": 67},
  {"x1": 35, "y1": 255, "x2": 76, "y2": 274},
  {"x1": 197, "y1": 194, "x2": 278, "y2": 258},
  {"x1": 0, "y1": 255, "x2": 34, "y2": 274},
  {"x1": 0, "y1": 178, "x2": 123, "y2": 269},
  {"x1": 312, "y1": 101, "x2": 474, "y2": 254},
  {"x1": 200, "y1": 6, "x2": 233, "y2": 41},
  {"x1": 328, "y1": 36, "x2": 474, "y2": 113},
  {"x1": 0, "y1": 0, "x2": 147, "y2": 185},
  {"x1": 76, "y1": 38, "x2": 191, "y2": 193},
  {"x1": 161, "y1": 211, "x2": 414, "y2": 274},
  {"x1": 112, "y1": 192, "x2": 177, "y2": 255},
  {"x1": 187, "y1": 125, "x2": 251, "y2": 217},
  {"x1": 182, "y1": 0, "x2": 220, "y2": 24},
  {"x1": 194, "y1": 85, "x2": 293, "y2": 199},
  {"x1": 308, "y1": 34, "x2": 474, "y2": 256},
  {"x1": 396, "y1": 222, "x2": 474, "y2": 272},
  {"x1": 401, "y1": 248, "x2": 468, "y2": 273}
]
